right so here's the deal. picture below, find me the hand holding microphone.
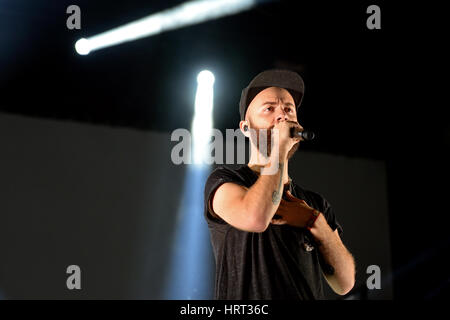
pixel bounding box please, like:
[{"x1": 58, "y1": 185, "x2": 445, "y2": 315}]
[
  {"x1": 275, "y1": 120, "x2": 315, "y2": 142},
  {"x1": 271, "y1": 121, "x2": 315, "y2": 160}
]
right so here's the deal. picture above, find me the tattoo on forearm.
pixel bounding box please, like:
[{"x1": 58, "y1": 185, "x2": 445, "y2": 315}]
[{"x1": 271, "y1": 163, "x2": 284, "y2": 204}]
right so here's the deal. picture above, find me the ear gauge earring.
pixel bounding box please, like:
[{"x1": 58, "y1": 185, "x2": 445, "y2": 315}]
[{"x1": 244, "y1": 125, "x2": 248, "y2": 132}]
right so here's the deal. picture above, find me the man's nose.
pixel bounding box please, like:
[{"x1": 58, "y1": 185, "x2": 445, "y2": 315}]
[{"x1": 275, "y1": 107, "x2": 288, "y2": 123}]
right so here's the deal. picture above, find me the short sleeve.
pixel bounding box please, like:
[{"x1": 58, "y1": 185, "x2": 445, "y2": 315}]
[
  {"x1": 203, "y1": 166, "x2": 247, "y2": 227},
  {"x1": 296, "y1": 186, "x2": 344, "y2": 239},
  {"x1": 309, "y1": 193, "x2": 344, "y2": 275},
  {"x1": 320, "y1": 197, "x2": 344, "y2": 239}
]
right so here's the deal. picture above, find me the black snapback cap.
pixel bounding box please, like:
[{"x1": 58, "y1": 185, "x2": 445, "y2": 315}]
[{"x1": 239, "y1": 69, "x2": 305, "y2": 121}]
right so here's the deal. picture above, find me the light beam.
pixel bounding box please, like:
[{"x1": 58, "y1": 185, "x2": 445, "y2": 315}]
[{"x1": 75, "y1": 0, "x2": 257, "y2": 55}]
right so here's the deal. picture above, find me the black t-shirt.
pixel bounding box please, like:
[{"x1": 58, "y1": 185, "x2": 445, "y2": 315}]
[{"x1": 203, "y1": 164, "x2": 343, "y2": 300}]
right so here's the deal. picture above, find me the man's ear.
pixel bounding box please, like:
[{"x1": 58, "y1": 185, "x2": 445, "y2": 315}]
[{"x1": 239, "y1": 120, "x2": 249, "y2": 137}]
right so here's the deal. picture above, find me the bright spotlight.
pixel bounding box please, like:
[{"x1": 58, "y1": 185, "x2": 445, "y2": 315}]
[
  {"x1": 75, "y1": 38, "x2": 91, "y2": 55},
  {"x1": 74, "y1": 0, "x2": 257, "y2": 55},
  {"x1": 197, "y1": 70, "x2": 215, "y2": 85},
  {"x1": 163, "y1": 71, "x2": 216, "y2": 299},
  {"x1": 192, "y1": 70, "x2": 214, "y2": 165}
]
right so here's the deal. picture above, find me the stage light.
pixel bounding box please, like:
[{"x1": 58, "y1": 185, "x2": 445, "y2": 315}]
[
  {"x1": 74, "y1": 38, "x2": 91, "y2": 55},
  {"x1": 197, "y1": 70, "x2": 215, "y2": 85},
  {"x1": 163, "y1": 70, "x2": 215, "y2": 299},
  {"x1": 74, "y1": 0, "x2": 257, "y2": 55},
  {"x1": 192, "y1": 70, "x2": 215, "y2": 165}
]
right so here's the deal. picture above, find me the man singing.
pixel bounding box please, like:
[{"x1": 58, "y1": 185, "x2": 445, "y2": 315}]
[{"x1": 204, "y1": 69, "x2": 355, "y2": 299}]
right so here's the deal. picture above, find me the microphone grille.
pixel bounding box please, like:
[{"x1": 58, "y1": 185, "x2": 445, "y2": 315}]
[{"x1": 302, "y1": 131, "x2": 315, "y2": 140}]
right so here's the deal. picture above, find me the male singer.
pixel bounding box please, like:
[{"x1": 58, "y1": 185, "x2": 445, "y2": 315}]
[{"x1": 204, "y1": 69, "x2": 355, "y2": 299}]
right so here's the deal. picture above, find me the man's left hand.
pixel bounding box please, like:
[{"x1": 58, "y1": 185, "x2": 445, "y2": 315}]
[{"x1": 270, "y1": 190, "x2": 318, "y2": 228}]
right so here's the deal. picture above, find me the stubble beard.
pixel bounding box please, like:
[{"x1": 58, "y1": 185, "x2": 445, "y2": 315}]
[{"x1": 252, "y1": 127, "x2": 300, "y2": 161}]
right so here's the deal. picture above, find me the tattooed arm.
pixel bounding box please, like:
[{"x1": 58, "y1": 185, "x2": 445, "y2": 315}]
[
  {"x1": 210, "y1": 121, "x2": 298, "y2": 233},
  {"x1": 210, "y1": 160, "x2": 287, "y2": 233}
]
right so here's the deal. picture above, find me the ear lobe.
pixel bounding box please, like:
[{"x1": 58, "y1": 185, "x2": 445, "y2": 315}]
[{"x1": 240, "y1": 121, "x2": 249, "y2": 136}]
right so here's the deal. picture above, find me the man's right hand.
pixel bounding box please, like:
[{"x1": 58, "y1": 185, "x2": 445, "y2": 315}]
[{"x1": 271, "y1": 120, "x2": 302, "y2": 160}]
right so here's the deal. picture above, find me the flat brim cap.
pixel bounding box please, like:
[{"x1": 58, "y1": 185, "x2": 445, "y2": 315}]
[{"x1": 239, "y1": 69, "x2": 305, "y2": 121}]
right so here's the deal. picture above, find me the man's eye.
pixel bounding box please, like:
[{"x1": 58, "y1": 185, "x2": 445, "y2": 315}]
[{"x1": 264, "y1": 107, "x2": 272, "y2": 111}]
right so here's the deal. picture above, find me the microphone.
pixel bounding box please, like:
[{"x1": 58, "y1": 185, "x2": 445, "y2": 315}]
[{"x1": 290, "y1": 127, "x2": 315, "y2": 141}]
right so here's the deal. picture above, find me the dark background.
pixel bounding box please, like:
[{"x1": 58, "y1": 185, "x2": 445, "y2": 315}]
[
  {"x1": 0, "y1": 112, "x2": 392, "y2": 299},
  {"x1": 0, "y1": 0, "x2": 448, "y2": 299}
]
